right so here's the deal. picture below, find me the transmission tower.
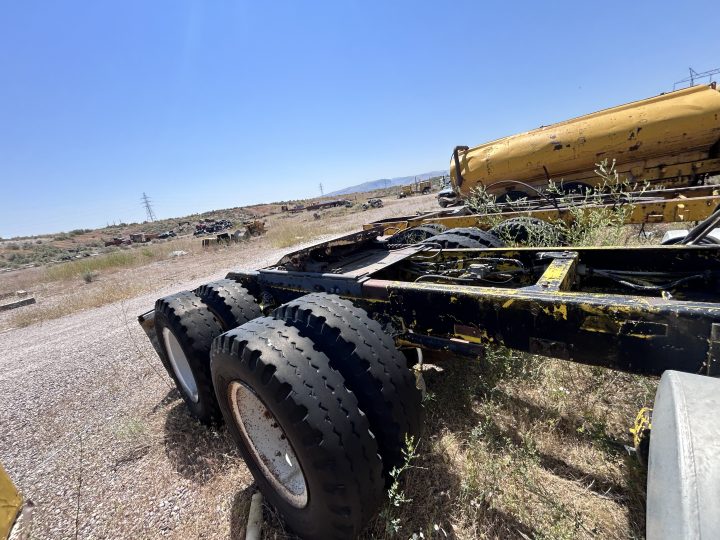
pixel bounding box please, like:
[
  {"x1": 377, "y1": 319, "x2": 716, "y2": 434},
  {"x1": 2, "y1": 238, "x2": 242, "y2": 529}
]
[
  {"x1": 319, "y1": 183, "x2": 324, "y2": 196},
  {"x1": 141, "y1": 192, "x2": 156, "y2": 222},
  {"x1": 673, "y1": 66, "x2": 720, "y2": 90}
]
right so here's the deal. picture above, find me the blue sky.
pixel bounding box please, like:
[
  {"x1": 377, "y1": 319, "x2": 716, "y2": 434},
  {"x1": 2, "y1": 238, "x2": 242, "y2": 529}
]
[{"x1": 1, "y1": 0, "x2": 718, "y2": 237}]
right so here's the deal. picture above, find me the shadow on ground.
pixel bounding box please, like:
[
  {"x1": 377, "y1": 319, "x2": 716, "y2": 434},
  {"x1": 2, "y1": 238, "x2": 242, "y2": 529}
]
[
  {"x1": 156, "y1": 354, "x2": 647, "y2": 538},
  {"x1": 162, "y1": 400, "x2": 240, "y2": 484},
  {"x1": 361, "y1": 352, "x2": 647, "y2": 539}
]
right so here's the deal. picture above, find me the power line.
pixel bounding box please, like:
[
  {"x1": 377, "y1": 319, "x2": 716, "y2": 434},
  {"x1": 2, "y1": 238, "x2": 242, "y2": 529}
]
[
  {"x1": 673, "y1": 67, "x2": 720, "y2": 90},
  {"x1": 141, "y1": 192, "x2": 156, "y2": 222}
]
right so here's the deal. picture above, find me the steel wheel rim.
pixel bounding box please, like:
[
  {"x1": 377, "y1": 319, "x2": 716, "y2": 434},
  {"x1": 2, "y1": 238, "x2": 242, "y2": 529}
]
[
  {"x1": 229, "y1": 381, "x2": 308, "y2": 508},
  {"x1": 162, "y1": 327, "x2": 199, "y2": 403}
]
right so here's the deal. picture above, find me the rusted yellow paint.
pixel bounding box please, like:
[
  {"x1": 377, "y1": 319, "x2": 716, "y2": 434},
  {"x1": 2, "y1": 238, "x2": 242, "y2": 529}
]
[
  {"x1": 540, "y1": 263, "x2": 570, "y2": 283},
  {"x1": 455, "y1": 328, "x2": 495, "y2": 344},
  {"x1": 540, "y1": 305, "x2": 567, "y2": 320},
  {"x1": 580, "y1": 315, "x2": 620, "y2": 334},
  {"x1": 502, "y1": 299, "x2": 514, "y2": 308},
  {"x1": 450, "y1": 84, "x2": 720, "y2": 196},
  {"x1": 0, "y1": 464, "x2": 22, "y2": 540}
]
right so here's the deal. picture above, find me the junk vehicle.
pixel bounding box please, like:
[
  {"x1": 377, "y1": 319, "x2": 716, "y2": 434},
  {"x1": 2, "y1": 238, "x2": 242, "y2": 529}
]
[
  {"x1": 194, "y1": 219, "x2": 233, "y2": 236},
  {"x1": 201, "y1": 220, "x2": 266, "y2": 247},
  {"x1": 281, "y1": 204, "x2": 305, "y2": 213},
  {"x1": 437, "y1": 182, "x2": 457, "y2": 207},
  {"x1": 140, "y1": 190, "x2": 720, "y2": 538},
  {"x1": 305, "y1": 199, "x2": 353, "y2": 211},
  {"x1": 361, "y1": 198, "x2": 383, "y2": 210},
  {"x1": 448, "y1": 83, "x2": 720, "y2": 202},
  {"x1": 398, "y1": 179, "x2": 432, "y2": 198}
]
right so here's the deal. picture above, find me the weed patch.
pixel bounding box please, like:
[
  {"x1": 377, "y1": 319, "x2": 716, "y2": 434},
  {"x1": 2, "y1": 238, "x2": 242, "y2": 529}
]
[{"x1": 9, "y1": 281, "x2": 146, "y2": 327}]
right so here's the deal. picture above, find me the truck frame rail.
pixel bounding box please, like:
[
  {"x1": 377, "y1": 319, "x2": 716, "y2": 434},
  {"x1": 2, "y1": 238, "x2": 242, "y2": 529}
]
[{"x1": 221, "y1": 232, "x2": 720, "y2": 379}]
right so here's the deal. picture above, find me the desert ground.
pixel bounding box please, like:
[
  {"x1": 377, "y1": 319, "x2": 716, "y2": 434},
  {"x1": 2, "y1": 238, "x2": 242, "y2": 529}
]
[{"x1": 1, "y1": 193, "x2": 657, "y2": 539}]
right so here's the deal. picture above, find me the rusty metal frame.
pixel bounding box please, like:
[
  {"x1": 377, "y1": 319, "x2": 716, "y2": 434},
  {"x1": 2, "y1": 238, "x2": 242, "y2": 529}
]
[
  {"x1": 229, "y1": 239, "x2": 720, "y2": 379},
  {"x1": 364, "y1": 185, "x2": 720, "y2": 235}
]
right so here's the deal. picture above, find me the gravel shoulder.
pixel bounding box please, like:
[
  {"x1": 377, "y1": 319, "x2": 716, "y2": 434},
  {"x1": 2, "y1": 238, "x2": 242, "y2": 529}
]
[{"x1": 0, "y1": 196, "x2": 437, "y2": 539}]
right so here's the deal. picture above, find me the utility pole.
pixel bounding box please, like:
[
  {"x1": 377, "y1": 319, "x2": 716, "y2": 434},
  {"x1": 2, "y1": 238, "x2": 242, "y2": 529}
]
[
  {"x1": 141, "y1": 192, "x2": 156, "y2": 222},
  {"x1": 319, "y1": 183, "x2": 324, "y2": 196}
]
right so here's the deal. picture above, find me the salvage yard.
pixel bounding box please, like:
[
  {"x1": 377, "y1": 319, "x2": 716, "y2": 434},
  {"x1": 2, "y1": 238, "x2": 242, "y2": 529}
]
[{"x1": 1, "y1": 193, "x2": 658, "y2": 539}]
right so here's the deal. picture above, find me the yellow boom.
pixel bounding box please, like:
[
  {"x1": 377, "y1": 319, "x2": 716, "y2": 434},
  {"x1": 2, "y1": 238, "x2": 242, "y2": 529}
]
[{"x1": 450, "y1": 84, "x2": 720, "y2": 198}]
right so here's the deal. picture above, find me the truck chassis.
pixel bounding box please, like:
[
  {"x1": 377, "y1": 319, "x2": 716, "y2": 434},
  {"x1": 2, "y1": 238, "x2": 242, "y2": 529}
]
[
  {"x1": 225, "y1": 230, "x2": 720, "y2": 376},
  {"x1": 139, "y1": 202, "x2": 720, "y2": 538}
]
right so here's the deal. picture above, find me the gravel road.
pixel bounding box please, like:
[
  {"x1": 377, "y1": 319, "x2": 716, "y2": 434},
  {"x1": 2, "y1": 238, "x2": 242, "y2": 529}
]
[{"x1": 0, "y1": 244, "x2": 305, "y2": 539}]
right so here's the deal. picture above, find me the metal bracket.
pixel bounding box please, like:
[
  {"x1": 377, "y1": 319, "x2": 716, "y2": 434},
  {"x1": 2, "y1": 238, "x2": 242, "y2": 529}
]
[{"x1": 530, "y1": 251, "x2": 579, "y2": 292}]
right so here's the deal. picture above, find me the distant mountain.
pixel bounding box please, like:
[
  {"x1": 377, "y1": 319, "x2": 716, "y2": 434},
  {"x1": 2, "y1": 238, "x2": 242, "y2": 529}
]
[{"x1": 327, "y1": 170, "x2": 449, "y2": 196}]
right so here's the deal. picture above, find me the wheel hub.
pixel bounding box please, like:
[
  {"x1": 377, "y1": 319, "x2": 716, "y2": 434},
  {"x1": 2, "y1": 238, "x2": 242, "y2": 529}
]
[
  {"x1": 162, "y1": 327, "x2": 199, "y2": 403},
  {"x1": 229, "y1": 381, "x2": 308, "y2": 508}
]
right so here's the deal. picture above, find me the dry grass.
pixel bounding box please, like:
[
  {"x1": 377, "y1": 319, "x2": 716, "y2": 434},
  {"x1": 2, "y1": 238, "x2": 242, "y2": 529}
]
[
  {"x1": 359, "y1": 349, "x2": 653, "y2": 540},
  {"x1": 43, "y1": 238, "x2": 201, "y2": 281},
  {"x1": 0, "y1": 237, "x2": 215, "y2": 328},
  {"x1": 8, "y1": 280, "x2": 147, "y2": 327},
  {"x1": 266, "y1": 221, "x2": 323, "y2": 248},
  {"x1": 264, "y1": 196, "x2": 436, "y2": 248}
]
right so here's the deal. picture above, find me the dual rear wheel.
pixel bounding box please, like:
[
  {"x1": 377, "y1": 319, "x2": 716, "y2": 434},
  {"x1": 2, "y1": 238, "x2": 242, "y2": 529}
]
[
  {"x1": 153, "y1": 279, "x2": 261, "y2": 423},
  {"x1": 154, "y1": 286, "x2": 422, "y2": 538}
]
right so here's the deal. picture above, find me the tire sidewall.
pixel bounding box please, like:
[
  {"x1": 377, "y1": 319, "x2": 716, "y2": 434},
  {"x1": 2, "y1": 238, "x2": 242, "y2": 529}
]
[
  {"x1": 212, "y1": 353, "x2": 331, "y2": 538},
  {"x1": 155, "y1": 309, "x2": 215, "y2": 421}
]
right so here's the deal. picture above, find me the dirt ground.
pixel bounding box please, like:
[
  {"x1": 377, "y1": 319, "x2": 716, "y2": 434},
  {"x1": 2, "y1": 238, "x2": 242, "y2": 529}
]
[{"x1": 0, "y1": 194, "x2": 440, "y2": 539}]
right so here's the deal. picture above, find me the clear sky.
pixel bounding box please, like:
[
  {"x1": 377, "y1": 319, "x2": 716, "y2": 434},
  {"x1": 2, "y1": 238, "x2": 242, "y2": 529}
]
[{"x1": 1, "y1": 0, "x2": 718, "y2": 237}]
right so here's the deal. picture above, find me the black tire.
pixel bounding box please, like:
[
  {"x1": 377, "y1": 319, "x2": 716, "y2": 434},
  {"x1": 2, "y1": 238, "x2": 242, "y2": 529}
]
[
  {"x1": 274, "y1": 293, "x2": 423, "y2": 476},
  {"x1": 490, "y1": 217, "x2": 562, "y2": 246},
  {"x1": 418, "y1": 223, "x2": 447, "y2": 234},
  {"x1": 496, "y1": 190, "x2": 529, "y2": 203},
  {"x1": 211, "y1": 317, "x2": 384, "y2": 539},
  {"x1": 420, "y1": 233, "x2": 484, "y2": 248},
  {"x1": 442, "y1": 227, "x2": 505, "y2": 247},
  {"x1": 154, "y1": 291, "x2": 224, "y2": 424},
  {"x1": 194, "y1": 279, "x2": 261, "y2": 331},
  {"x1": 661, "y1": 235, "x2": 720, "y2": 246},
  {"x1": 387, "y1": 224, "x2": 447, "y2": 245},
  {"x1": 561, "y1": 182, "x2": 593, "y2": 195},
  {"x1": 421, "y1": 230, "x2": 504, "y2": 249}
]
